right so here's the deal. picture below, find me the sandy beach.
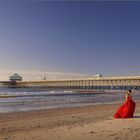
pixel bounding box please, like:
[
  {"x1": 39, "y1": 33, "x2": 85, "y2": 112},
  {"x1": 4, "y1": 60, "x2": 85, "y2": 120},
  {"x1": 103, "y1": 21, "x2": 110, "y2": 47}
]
[{"x1": 0, "y1": 102, "x2": 140, "y2": 140}]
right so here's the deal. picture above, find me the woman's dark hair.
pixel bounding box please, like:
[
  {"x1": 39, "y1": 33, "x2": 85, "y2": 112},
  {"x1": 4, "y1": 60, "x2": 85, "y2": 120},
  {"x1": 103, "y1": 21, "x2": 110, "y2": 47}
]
[{"x1": 128, "y1": 89, "x2": 132, "y2": 93}]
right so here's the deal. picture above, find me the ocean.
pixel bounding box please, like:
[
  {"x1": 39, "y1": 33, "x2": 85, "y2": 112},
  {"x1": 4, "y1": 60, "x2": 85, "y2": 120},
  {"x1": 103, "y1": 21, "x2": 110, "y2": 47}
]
[{"x1": 0, "y1": 88, "x2": 140, "y2": 113}]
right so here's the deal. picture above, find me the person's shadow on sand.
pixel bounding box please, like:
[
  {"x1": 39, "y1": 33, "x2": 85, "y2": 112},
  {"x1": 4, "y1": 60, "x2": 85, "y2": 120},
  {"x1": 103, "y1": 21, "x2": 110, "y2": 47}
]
[{"x1": 133, "y1": 116, "x2": 140, "y2": 118}]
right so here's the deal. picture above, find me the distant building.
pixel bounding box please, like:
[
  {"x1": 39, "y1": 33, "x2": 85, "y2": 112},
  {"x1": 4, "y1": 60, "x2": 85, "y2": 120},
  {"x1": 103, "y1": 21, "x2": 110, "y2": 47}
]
[
  {"x1": 94, "y1": 74, "x2": 102, "y2": 78},
  {"x1": 9, "y1": 73, "x2": 22, "y2": 82}
]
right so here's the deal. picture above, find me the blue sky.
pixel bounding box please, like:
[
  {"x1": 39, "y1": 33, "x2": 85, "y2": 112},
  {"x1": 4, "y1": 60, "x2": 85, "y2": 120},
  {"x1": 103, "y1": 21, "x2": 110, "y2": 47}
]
[{"x1": 0, "y1": 1, "x2": 140, "y2": 77}]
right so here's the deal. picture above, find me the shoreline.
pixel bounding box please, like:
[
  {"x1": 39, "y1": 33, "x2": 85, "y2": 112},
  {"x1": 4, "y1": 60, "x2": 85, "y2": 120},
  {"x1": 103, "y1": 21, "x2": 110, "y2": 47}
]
[
  {"x1": 1, "y1": 99, "x2": 140, "y2": 114},
  {"x1": 0, "y1": 101, "x2": 140, "y2": 140}
]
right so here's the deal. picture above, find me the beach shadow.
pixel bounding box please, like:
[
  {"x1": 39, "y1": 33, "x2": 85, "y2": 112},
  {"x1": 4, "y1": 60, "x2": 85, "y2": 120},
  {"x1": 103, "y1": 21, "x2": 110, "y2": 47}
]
[{"x1": 133, "y1": 116, "x2": 140, "y2": 118}]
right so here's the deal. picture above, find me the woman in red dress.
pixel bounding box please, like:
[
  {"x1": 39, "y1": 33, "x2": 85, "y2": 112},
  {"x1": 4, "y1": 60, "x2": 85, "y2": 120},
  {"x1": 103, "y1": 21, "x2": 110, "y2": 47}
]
[{"x1": 114, "y1": 90, "x2": 135, "y2": 118}]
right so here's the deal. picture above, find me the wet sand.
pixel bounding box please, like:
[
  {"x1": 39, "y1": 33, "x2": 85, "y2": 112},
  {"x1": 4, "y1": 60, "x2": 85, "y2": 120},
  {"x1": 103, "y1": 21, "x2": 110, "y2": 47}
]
[
  {"x1": 0, "y1": 95, "x2": 16, "y2": 98},
  {"x1": 0, "y1": 101, "x2": 140, "y2": 140}
]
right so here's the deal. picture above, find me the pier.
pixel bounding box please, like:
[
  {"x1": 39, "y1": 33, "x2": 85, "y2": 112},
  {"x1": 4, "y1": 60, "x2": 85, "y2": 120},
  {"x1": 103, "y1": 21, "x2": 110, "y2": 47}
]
[{"x1": 1, "y1": 76, "x2": 140, "y2": 90}]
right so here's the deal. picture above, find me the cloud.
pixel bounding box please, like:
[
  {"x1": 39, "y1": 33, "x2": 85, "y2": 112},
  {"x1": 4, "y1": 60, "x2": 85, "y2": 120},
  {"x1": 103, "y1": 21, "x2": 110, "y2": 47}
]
[{"x1": 0, "y1": 69, "x2": 89, "y2": 81}]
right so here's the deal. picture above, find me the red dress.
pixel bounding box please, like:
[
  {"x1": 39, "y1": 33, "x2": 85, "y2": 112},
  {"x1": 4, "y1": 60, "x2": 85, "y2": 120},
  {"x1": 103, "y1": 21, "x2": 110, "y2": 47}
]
[{"x1": 114, "y1": 97, "x2": 135, "y2": 118}]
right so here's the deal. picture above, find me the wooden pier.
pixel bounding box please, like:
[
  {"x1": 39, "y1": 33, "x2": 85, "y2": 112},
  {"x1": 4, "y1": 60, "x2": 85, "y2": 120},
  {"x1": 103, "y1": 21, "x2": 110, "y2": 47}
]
[{"x1": 1, "y1": 76, "x2": 140, "y2": 90}]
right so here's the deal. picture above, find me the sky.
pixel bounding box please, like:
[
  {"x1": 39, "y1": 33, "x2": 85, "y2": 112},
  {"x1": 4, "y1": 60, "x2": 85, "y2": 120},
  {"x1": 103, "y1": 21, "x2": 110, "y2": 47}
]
[{"x1": 0, "y1": 1, "x2": 140, "y2": 80}]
